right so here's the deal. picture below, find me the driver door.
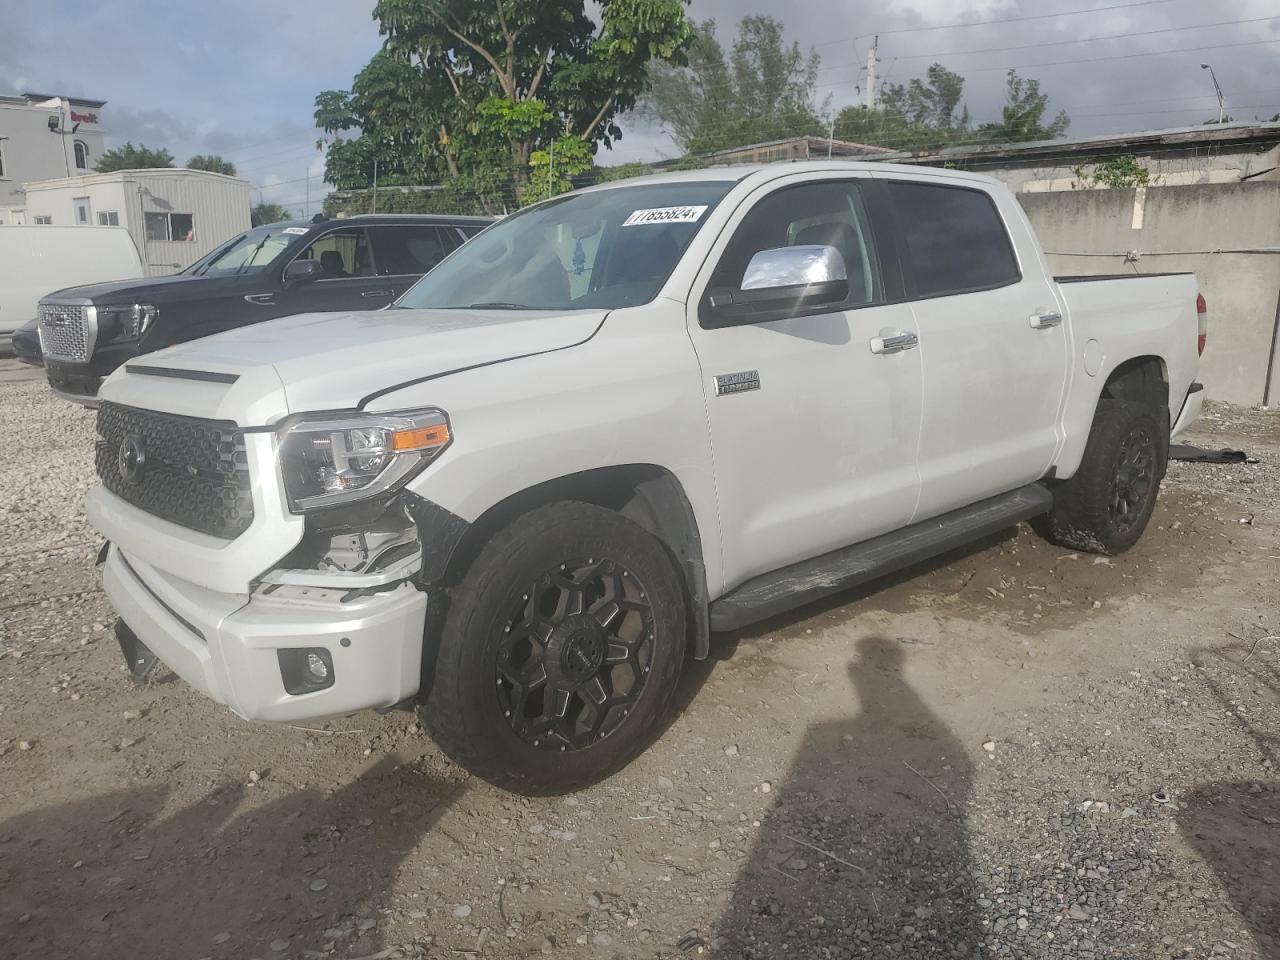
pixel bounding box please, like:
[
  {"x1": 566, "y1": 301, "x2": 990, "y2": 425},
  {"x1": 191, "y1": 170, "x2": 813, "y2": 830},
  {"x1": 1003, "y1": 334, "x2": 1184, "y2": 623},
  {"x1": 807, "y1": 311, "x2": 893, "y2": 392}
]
[
  {"x1": 281, "y1": 227, "x2": 390, "y2": 314},
  {"x1": 686, "y1": 176, "x2": 923, "y2": 592}
]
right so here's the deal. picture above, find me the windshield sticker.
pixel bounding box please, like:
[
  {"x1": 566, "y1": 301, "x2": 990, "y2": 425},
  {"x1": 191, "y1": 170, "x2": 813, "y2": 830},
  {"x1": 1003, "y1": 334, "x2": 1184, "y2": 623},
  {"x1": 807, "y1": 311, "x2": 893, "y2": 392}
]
[
  {"x1": 622, "y1": 205, "x2": 708, "y2": 227},
  {"x1": 281, "y1": 226, "x2": 309, "y2": 236}
]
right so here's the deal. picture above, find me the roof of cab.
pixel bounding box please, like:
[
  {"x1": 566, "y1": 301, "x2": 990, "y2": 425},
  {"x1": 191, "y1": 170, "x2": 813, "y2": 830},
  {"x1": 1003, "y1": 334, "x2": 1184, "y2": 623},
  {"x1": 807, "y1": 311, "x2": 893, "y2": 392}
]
[
  {"x1": 265, "y1": 213, "x2": 494, "y2": 231},
  {"x1": 580, "y1": 159, "x2": 1005, "y2": 194}
]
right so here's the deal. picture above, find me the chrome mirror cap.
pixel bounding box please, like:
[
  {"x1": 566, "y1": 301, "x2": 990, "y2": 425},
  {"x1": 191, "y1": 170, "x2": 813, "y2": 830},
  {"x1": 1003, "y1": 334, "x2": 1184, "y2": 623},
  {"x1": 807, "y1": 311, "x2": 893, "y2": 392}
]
[{"x1": 742, "y1": 244, "x2": 848, "y2": 291}]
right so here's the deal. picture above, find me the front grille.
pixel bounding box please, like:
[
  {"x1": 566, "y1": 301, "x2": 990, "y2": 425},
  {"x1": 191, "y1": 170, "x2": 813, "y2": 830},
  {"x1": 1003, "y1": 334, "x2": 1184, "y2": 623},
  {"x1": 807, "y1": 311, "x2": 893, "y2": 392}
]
[
  {"x1": 38, "y1": 303, "x2": 92, "y2": 362},
  {"x1": 95, "y1": 401, "x2": 254, "y2": 540}
]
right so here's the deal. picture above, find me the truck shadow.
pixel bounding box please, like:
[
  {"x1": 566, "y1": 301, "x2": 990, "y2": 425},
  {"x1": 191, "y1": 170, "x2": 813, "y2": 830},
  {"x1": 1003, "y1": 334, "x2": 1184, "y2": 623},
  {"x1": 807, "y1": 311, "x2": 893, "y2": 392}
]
[
  {"x1": 1177, "y1": 642, "x2": 1280, "y2": 958},
  {"x1": 0, "y1": 756, "x2": 462, "y2": 960},
  {"x1": 712, "y1": 634, "x2": 982, "y2": 957}
]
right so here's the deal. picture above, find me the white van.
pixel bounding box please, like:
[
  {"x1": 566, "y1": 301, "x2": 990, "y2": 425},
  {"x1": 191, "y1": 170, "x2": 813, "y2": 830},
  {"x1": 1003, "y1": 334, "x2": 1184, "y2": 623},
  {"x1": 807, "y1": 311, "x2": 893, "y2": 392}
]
[{"x1": 0, "y1": 225, "x2": 143, "y2": 348}]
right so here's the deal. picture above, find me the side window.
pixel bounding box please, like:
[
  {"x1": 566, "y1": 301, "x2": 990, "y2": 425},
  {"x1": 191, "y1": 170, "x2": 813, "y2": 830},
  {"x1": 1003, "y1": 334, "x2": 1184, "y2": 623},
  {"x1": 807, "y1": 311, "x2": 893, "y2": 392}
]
[
  {"x1": 297, "y1": 228, "x2": 374, "y2": 278},
  {"x1": 368, "y1": 225, "x2": 460, "y2": 276},
  {"x1": 707, "y1": 181, "x2": 882, "y2": 311},
  {"x1": 886, "y1": 182, "x2": 1020, "y2": 298}
]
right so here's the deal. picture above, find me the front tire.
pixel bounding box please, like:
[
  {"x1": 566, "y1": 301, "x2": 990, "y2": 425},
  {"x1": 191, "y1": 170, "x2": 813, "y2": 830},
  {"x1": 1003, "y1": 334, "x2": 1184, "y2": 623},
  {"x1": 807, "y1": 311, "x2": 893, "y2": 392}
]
[
  {"x1": 1038, "y1": 399, "x2": 1166, "y2": 555},
  {"x1": 419, "y1": 501, "x2": 687, "y2": 795}
]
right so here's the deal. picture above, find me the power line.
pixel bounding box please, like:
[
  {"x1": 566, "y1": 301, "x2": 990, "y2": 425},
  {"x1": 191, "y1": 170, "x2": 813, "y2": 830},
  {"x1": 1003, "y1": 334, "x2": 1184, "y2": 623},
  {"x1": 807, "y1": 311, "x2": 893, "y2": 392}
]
[
  {"x1": 807, "y1": 35, "x2": 1280, "y2": 95},
  {"x1": 831, "y1": 0, "x2": 1189, "y2": 45},
  {"x1": 817, "y1": 14, "x2": 1280, "y2": 68}
]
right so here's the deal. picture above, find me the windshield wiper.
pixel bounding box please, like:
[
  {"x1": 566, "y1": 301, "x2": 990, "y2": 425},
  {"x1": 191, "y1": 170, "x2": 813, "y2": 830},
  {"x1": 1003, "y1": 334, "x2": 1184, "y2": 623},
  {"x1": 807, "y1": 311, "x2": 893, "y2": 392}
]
[
  {"x1": 468, "y1": 301, "x2": 532, "y2": 310},
  {"x1": 236, "y1": 236, "x2": 271, "y2": 276}
]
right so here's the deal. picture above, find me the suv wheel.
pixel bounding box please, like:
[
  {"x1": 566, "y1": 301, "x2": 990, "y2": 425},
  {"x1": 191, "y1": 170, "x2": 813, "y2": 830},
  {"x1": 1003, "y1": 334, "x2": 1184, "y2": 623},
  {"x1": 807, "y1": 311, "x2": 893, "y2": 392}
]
[
  {"x1": 1037, "y1": 399, "x2": 1166, "y2": 555},
  {"x1": 419, "y1": 501, "x2": 687, "y2": 794}
]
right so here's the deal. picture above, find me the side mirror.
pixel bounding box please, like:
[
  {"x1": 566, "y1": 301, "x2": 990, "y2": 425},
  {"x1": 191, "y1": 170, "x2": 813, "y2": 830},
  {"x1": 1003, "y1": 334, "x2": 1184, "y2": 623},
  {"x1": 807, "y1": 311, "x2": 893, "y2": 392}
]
[
  {"x1": 283, "y1": 259, "x2": 323, "y2": 284},
  {"x1": 704, "y1": 245, "x2": 849, "y2": 326}
]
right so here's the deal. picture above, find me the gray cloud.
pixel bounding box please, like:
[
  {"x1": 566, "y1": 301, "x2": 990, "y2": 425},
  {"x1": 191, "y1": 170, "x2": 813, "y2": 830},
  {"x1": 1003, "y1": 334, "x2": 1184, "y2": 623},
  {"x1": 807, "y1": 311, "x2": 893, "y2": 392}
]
[{"x1": 601, "y1": 0, "x2": 1280, "y2": 161}]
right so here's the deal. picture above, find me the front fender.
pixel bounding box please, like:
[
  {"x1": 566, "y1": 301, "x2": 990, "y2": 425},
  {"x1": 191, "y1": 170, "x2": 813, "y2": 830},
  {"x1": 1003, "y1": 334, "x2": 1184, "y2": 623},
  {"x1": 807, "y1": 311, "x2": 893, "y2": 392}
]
[{"x1": 370, "y1": 304, "x2": 725, "y2": 597}]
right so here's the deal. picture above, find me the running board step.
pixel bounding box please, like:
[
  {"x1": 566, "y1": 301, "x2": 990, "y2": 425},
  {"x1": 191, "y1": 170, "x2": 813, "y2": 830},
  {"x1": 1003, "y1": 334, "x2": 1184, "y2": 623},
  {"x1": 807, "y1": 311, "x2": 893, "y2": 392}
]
[{"x1": 709, "y1": 484, "x2": 1053, "y2": 632}]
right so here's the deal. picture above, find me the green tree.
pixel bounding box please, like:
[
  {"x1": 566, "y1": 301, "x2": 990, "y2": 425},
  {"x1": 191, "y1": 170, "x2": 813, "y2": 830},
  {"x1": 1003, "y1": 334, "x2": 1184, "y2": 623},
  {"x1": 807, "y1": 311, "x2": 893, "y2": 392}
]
[
  {"x1": 94, "y1": 143, "x2": 174, "y2": 172},
  {"x1": 834, "y1": 64, "x2": 969, "y2": 152},
  {"x1": 595, "y1": 160, "x2": 653, "y2": 182},
  {"x1": 640, "y1": 16, "x2": 826, "y2": 154},
  {"x1": 250, "y1": 202, "x2": 295, "y2": 226},
  {"x1": 976, "y1": 70, "x2": 1069, "y2": 144},
  {"x1": 187, "y1": 154, "x2": 237, "y2": 176},
  {"x1": 316, "y1": 0, "x2": 694, "y2": 205}
]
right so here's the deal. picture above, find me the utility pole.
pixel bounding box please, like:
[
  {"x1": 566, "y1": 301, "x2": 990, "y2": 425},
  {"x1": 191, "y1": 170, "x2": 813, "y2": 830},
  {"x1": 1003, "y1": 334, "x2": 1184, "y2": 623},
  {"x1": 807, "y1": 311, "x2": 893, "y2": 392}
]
[
  {"x1": 548, "y1": 138, "x2": 555, "y2": 196},
  {"x1": 828, "y1": 115, "x2": 835, "y2": 157},
  {"x1": 864, "y1": 37, "x2": 879, "y2": 111},
  {"x1": 371, "y1": 159, "x2": 378, "y2": 214},
  {"x1": 304, "y1": 174, "x2": 310, "y2": 219}
]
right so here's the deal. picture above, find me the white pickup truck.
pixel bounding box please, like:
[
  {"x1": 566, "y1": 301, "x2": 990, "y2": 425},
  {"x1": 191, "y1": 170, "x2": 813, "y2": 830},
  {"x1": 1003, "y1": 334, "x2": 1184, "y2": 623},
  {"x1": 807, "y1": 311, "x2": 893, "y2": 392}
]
[{"x1": 86, "y1": 162, "x2": 1206, "y2": 793}]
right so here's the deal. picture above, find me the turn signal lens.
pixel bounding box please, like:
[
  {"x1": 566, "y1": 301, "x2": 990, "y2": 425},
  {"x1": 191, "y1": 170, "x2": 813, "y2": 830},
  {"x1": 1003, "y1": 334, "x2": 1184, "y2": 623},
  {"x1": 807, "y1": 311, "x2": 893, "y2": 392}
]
[{"x1": 392, "y1": 423, "x2": 450, "y2": 452}]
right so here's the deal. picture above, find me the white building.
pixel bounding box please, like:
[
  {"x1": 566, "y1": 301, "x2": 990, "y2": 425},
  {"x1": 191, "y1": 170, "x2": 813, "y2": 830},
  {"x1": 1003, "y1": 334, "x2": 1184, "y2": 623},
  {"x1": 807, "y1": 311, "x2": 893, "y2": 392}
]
[
  {"x1": 22, "y1": 168, "x2": 251, "y2": 277},
  {"x1": 0, "y1": 91, "x2": 108, "y2": 223}
]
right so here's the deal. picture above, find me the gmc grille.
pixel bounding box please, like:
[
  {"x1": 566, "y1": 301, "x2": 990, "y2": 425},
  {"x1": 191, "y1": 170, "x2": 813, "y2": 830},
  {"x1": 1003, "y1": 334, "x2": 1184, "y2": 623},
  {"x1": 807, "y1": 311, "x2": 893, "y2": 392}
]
[
  {"x1": 95, "y1": 402, "x2": 254, "y2": 540},
  {"x1": 38, "y1": 303, "x2": 92, "y2": 362}
]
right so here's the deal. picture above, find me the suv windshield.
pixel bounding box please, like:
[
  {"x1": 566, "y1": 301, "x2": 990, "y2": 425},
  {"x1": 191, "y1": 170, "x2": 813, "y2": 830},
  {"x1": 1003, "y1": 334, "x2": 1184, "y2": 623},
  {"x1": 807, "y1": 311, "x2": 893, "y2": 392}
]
[
  {"x1": 189, "y1": 225, "x2": 305, "y2": 277},
  {"x1": 395, "y1": 181, "x2": 734, "y2": 311}
]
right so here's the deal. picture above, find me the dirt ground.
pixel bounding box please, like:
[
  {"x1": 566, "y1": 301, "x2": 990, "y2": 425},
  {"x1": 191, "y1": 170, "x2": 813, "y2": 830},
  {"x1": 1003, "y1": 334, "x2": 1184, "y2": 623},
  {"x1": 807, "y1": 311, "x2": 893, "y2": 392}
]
[{"x1": 1, "y1": 379, "x2": 1277, "y2": 960}]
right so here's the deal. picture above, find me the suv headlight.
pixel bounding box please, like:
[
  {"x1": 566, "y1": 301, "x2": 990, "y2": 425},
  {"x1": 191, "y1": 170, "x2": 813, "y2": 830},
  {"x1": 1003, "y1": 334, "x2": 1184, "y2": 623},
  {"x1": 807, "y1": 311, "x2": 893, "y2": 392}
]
[
  {"x1": 278, "y1": 409, "x2": 451, "y2": 512},
  {"x1": 96, "y1": 303, "x2": 159, "y2": 343}
]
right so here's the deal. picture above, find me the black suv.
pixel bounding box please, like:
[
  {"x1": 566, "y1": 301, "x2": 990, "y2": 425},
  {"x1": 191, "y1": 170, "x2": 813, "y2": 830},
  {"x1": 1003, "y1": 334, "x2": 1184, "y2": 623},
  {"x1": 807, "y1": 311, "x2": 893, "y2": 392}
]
[{"x1": 36, "y1": 213, "x2": 491, "y2": 404}]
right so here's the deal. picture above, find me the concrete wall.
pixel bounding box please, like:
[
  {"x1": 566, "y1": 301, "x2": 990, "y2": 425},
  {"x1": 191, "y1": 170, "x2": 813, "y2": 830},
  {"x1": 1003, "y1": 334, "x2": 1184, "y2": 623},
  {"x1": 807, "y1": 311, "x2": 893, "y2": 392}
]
[
  {"x1": 1019, "y1": 182, "x2": 1280, "y2": 407},
  {"x1": 0, "y1": 98, "x2": 107, "y2": 221},
  {"x1": 977, "y1": 141, "x2": 1280, "y2": 195}
]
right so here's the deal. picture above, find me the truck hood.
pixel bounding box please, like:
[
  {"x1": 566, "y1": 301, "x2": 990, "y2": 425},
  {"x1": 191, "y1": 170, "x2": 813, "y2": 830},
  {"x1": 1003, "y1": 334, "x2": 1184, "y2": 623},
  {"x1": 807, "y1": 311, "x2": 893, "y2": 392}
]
[{"x1": 103, "y1": 307, "x2": 607, "y2": 423}]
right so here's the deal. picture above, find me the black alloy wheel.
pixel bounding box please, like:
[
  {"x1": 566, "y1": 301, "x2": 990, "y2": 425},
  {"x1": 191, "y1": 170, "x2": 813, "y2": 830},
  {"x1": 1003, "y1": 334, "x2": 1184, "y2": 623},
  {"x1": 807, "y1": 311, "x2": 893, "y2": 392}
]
[
  {"x1": 495, "y1": 557, "x2": 655, "y2": 752},
  {"x1": 418, "y1": 500, "x2": 687, "y2": 794},
  {"x1": 1107, "y1": 424, "x2": 1157, "y2": 534}
]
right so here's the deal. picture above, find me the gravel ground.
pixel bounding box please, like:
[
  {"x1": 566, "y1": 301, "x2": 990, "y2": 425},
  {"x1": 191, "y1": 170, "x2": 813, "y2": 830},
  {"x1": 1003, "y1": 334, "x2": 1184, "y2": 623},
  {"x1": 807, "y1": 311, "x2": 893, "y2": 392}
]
[{"x1": 0, "y1": 384, "x2": 1277, "y2": 960}]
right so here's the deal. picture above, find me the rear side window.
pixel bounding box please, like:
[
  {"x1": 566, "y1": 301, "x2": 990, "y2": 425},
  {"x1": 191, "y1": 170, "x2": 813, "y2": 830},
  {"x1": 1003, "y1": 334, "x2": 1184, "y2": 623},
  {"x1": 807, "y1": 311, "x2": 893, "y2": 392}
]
[
  {"x1": 369, "y1": 225, "x2": 462, "y2": 276},
  {"x1": 886, "y1": 182, "x2": 1020, "y2": 298}
]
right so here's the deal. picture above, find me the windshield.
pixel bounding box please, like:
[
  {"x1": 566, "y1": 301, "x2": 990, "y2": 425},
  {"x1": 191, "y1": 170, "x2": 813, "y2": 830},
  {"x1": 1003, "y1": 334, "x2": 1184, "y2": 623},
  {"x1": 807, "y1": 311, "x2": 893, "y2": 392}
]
[
  {"x1": 395, "y1": 181, "x2": 734, "y2": 311},
  {"x1": 189, "y1": 225, "x2": 306, "y2": 277}
]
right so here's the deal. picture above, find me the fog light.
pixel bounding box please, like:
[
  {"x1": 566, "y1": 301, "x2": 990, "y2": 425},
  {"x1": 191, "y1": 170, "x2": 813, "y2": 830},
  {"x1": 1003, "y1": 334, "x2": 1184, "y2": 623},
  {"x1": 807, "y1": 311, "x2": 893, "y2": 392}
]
[
  {"x1": 306, "y1": 652, "x2": 329, "y2": 682},
  {"x1": 278, "y1": 648, "x2": 335, "y2": 695}
]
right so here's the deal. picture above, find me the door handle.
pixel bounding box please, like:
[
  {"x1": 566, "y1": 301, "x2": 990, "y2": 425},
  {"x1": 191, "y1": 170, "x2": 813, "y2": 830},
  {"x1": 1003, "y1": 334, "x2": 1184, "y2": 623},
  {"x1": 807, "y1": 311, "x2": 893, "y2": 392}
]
[
  {"x1": 1030, "y1": 311, "x2": 1063, "y2": 329},
  {"x1": 361, "y1": 289, "x2": 392, "y2": 298},
  {"x1": 869, "y1": 331, "x2": 919, "y2": 355}
]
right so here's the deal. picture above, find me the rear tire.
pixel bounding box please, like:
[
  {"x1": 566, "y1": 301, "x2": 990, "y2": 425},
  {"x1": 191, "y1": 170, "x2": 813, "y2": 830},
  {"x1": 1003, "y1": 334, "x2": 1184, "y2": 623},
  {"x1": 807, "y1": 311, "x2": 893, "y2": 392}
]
[
  {"x1": 418, "y1": 501, "x2": 686, "y2": 795},
  {"x1": 1037, "y1": 399, "x2": 1165, "y2": 555}
]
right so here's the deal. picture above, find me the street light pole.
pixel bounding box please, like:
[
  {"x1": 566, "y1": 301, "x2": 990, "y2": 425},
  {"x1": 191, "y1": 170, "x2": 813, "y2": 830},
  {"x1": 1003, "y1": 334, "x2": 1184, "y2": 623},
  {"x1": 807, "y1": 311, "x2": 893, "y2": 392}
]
[{"x1": 1200, "y1": 63, "x2": 1226, "y2": 124}]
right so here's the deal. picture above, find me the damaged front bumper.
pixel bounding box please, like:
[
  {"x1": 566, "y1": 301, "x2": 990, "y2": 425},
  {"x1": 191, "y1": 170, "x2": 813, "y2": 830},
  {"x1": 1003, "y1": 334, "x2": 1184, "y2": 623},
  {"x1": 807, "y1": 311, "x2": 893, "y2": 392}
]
[{"x1": 101, "y1": 544, "x2": 427, "y2": 723}]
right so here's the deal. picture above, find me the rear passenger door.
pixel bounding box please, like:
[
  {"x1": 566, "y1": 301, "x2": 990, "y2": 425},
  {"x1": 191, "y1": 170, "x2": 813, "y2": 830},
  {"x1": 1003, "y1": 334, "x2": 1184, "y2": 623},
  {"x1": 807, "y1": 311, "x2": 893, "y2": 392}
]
[
  {"x1": 282, "y1": 226, "x2": 389, "y2": 314},
  {"x1": 878, "y1": 177, "x2": 1069, "y2": 520},
  {"x1": 367, "y1": 224, "x2": 465, "y2": 300}
]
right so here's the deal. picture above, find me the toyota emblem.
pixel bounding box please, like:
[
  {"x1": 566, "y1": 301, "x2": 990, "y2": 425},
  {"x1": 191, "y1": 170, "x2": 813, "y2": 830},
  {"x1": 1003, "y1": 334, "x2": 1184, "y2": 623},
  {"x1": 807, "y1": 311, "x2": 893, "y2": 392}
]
[{"x1": 118, "y1": 435, "x2": 147, "y2": 483}]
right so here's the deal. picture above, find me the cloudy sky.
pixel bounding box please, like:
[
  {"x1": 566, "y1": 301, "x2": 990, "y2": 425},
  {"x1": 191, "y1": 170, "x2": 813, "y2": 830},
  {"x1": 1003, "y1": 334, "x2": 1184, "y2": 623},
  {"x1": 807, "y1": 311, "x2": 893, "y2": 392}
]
[{"x1": 4, "y1": 0, "x2": 1278, "y2": 213}]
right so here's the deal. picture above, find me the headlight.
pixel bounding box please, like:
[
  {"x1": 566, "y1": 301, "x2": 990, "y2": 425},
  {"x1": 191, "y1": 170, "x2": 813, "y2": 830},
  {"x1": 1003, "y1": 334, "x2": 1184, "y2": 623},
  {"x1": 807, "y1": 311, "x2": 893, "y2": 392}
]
[
  {"x1": 96, "y1": 304, "x2": 158, "y2": 343},
  {"x1": 278, "y1": 409, "x2": 451, "y2": 511}
]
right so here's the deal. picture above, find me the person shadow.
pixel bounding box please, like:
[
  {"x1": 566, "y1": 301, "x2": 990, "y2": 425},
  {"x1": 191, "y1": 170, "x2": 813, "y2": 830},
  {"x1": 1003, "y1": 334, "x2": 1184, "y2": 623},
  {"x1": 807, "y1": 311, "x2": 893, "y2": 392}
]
[
  {"x1": 1, "y1": 755, "x2": 464, "y2": 960},
  {"x1": 1177, "y1": 643, "x2": 1280, "y2": 958},
  {"x1": 714, "y1": 634, "x2": 982, "y2": 957}
]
